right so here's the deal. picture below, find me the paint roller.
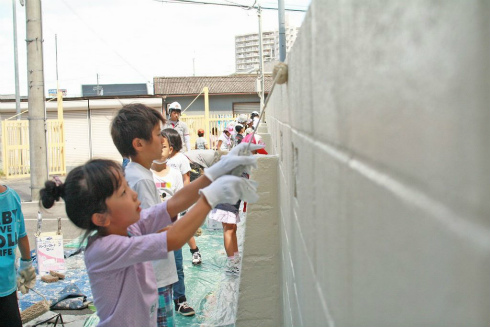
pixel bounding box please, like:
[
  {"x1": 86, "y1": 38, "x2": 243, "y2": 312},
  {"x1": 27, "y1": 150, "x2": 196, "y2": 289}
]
[
  {"x1": 230, "y1": 62, "x2": 288, "y2": 175},
  {"x1": 20, "y1": 288, "x2": 51, "y2": 324},
  {"x1": 245, "y1": 62, "x2": 288, "y2": 152}
]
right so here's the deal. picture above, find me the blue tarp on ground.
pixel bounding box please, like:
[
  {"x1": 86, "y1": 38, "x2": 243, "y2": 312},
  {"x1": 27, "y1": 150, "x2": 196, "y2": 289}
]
[{"x1": 19, "y1": 216, "x2": 245, "y2": 327}]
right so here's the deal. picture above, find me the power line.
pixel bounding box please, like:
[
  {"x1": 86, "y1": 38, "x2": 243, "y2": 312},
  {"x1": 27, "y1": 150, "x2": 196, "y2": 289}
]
[
  {"x1": 58, "y1": 0, "x2": 150, "y2": 82},
  {"x1": 153, "y1": 0, "x2": 308, "y2": 12}
]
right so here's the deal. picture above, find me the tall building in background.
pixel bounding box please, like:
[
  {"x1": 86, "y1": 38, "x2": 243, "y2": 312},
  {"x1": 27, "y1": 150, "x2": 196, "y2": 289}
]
[{"x1": 235, "y1": 26, "x2": 299, "y2": 73}]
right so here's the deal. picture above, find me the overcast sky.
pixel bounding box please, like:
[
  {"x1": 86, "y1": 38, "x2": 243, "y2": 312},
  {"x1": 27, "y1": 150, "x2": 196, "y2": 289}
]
[{"x1": 0, "y1": 0, "x2": 310, "y2": 97}]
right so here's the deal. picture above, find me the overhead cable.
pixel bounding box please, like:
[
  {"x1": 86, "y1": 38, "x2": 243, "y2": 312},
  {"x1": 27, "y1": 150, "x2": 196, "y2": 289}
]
[{"x1": 153, "y1": 0, "x2": 308, "y2": 12}]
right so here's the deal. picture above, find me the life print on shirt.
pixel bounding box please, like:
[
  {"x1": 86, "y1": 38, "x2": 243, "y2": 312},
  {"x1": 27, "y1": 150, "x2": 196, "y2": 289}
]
[{"x1": 0, "y1": 209, "x2": 20, "y2": 256}]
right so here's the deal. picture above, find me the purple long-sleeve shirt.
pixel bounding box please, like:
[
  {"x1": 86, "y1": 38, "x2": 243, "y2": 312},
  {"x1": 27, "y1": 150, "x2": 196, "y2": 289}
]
[{"x1": 84, "y1": 202, "x2": 172, "y2": 327}]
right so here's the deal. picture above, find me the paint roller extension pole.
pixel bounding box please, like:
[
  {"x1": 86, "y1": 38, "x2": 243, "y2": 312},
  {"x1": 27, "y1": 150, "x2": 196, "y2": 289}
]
[
  {"x1": 229, "y1": 63, "x2": 288, "y2": 176},
  {"x1": 245, "y1": 62, "x2": 288, "y2": 153}
]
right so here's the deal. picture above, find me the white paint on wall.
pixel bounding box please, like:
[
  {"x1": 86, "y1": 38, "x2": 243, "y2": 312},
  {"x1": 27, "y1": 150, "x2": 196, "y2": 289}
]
[{"x1": 239, "y1": 0, "x2": 490, "y2": 326}]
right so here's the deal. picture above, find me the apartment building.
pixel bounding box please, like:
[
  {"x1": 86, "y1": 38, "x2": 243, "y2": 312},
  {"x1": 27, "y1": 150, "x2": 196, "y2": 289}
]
[{"x1": 235, "y1": 26, "x2": 299, "y2": 72}]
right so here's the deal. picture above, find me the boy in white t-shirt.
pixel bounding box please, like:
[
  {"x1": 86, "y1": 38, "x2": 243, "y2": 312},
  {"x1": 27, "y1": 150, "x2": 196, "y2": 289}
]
[{"x1": 195, "y1": 129, "x2": 208, "y2": 150}]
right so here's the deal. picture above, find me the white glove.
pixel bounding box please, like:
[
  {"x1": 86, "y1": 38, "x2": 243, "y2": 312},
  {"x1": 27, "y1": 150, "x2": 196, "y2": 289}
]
[
  {"x1": 204, "y1": 142, "x2": 265, "y2": 182},
  {"x1": 17, "y1": 259, "x2": 36, "y2": 294},
  {"x1": 199, "y1": 175, "x2": 259, "y2": 208}
]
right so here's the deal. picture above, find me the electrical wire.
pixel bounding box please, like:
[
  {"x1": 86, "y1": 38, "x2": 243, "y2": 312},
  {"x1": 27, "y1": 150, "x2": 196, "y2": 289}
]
[
  {"x1": 58, "y1": 0, "x2": 151, "y2": 82},
  {"x1": 153, "y1": 0, "x2": 308, "y2": 12}
]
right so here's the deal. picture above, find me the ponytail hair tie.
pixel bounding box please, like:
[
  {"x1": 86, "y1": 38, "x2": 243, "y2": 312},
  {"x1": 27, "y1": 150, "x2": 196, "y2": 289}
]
[
  {"x1": 52, "y1": 176, "x2": 64, "y2": 199},
  {"x1": 53, "y1": 176, "x2": 63, "y2": 186}
]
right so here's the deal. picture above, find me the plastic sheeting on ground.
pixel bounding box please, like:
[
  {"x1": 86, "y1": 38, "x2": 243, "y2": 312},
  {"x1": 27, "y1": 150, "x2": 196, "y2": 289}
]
[
  {"x1": 19, "y1": 214, "x2": 246, "y2": 327},
  {"x1": 18, "y1": 251, "x2": 92, "y2": 312}
]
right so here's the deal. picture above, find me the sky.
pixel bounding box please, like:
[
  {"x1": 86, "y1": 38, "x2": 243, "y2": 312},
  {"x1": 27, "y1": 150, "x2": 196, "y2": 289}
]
[{"x1": 0, "y1": 0, "x2": 310, "y2": 97}]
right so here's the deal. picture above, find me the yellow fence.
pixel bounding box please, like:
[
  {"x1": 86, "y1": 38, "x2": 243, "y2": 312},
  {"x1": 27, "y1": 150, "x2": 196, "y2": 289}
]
[
  {"x1": 1, "y1": 90, "x2": 237, "y2": 178},
  {"x1": 1, "y1": 119, "x2": 66, "y2": 179},
  {"x1": 1, "y1": 114, "x2": 235, "y2": 178},
  {"x1": 181, "y1": 113, "x2": 239, "y2": 150}
]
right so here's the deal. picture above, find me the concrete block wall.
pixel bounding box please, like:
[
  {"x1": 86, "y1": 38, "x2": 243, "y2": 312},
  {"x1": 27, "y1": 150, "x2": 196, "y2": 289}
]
[
  {"x1": 263, "y1": 0, "x2": 490, "y2": 326},
  {"x1": 237, "y1": 155, "x2": 281, "y2": 327}
]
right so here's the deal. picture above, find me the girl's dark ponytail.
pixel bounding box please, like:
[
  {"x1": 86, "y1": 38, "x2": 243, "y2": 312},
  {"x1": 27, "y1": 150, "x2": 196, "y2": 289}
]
[
  {"x1": 40, "y1": 180, "x2": 64, "y2": 209},
  {"x1": 39, "y1": 159, "x2": 122, "y2": 243}
]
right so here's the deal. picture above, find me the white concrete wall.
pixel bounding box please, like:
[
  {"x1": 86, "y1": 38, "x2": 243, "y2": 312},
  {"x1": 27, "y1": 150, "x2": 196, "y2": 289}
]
[
  {"x1": 262, "y1": 0, "x2": 490, "y2": 326},
  {"x1": 237, "y1": 154, "x2": 281, "y2": 327}
]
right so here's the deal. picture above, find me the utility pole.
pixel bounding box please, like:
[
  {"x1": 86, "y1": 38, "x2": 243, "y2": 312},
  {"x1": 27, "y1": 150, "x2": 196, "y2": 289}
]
[
  {"x1": 278, "y1": 0, "x2": 286, "y2": 62},
  {"x1": 26, "y1": 0, "x2": 48, "y2": 200},
  {"x1": 96, "y1": 74, "x2": 102, "y2": 96},
  {"x1": 12, "y1": 0, "x2": 22, "y2": 119},
  {"x1": 257, "y1": 4, "x2": 265, "y2": 114},
  {"x1": 55, "y1": 34, "x2": 66, "y2": 173}
]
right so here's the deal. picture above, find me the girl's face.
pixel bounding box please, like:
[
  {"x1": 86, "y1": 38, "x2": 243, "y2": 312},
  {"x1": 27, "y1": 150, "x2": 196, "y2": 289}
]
[
  {"x1": 104, "y1": 174, "x2": 141, "y2": 235},
  {"x1": 160, "y1": 137, "x2": 172, "y2": 162}
]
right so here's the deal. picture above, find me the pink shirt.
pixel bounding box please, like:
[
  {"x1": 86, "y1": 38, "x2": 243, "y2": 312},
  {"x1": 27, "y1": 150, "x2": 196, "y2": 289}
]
[{"x1": 84, "y1": 202, "x2": 172, "y2": 327}]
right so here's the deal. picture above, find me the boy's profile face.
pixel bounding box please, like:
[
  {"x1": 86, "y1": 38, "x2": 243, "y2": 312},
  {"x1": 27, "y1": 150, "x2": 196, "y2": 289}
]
[{"x1": 142, "y1": 123, "x2": 164, "y2": 161}]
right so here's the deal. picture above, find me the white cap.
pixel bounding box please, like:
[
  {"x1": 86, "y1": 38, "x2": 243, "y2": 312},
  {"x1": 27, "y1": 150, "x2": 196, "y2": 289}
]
[
  {"x1": 237, "y1": 114, "x2": 248, "y2": 123},
  {"x1": 169, "y1": 102, "x2": 182, "y2": 110},
  {"x1": 252, "y1": 111, "x2": 259, "y2": 115}
]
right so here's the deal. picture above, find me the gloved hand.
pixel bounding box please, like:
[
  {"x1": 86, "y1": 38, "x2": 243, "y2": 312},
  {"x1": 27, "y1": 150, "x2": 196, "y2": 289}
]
[
  {"x1": 17, "y1": 259, "x2": 36, "y2": 294},
  {"x1": 204, "y1": 142, "x2": 265, "y2": 182},
  {"x1": 199, "y1": 175, "x2": 259, "y2": 208}
]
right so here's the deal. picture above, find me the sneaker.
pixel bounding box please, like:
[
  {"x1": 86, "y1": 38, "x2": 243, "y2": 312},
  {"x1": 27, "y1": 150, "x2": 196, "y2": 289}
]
[
  {"x1": 174, "y1": 298, "x2": 195, "y2": 316},
  {"x1": 192, "y1": 251, "x2": 202, "y2": 265},
  {"x1": 225, "y1": 265, "x2": 240, "y2": 276}
]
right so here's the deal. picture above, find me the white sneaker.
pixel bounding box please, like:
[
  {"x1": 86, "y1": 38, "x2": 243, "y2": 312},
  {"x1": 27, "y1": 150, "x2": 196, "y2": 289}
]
[{"x1": 192, "y1": 251, "x2": 202, "y2": 265}]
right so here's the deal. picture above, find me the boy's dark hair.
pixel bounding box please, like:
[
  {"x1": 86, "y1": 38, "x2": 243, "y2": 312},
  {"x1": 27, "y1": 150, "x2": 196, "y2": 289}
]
[
  {"x1": 111, "y1": 103, "x2": 165, "y2": 157},
  {"x1": 162, "y1": 128, "x2": 183, "y2": 152},
  {"x1": 40, "y1": 159, "x2": 123, "y2": 242},
  {"x1": 235, "y1": 125, "x2": 244, "y2": 133}
]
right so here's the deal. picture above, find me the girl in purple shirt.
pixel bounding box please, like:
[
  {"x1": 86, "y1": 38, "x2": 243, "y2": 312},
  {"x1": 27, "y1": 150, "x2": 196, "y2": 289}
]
[{"x1": 39, "y1": 158, "x2": 258, "y2": 327}]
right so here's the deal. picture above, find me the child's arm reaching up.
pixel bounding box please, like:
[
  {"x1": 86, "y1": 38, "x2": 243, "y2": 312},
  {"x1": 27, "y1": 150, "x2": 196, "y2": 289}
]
[
  {"x1": 166, "y1": 175, "x2": 258, "y2": 251},
  {"x1": 166, "y1": 196, "x2": 211, "y2": 250},
  {"x1": 166, "y1": 143, "x2": 263, "y2": 218},
  {"x1": 166, "y1": 174, "x2": 211, "y2": 218}
]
